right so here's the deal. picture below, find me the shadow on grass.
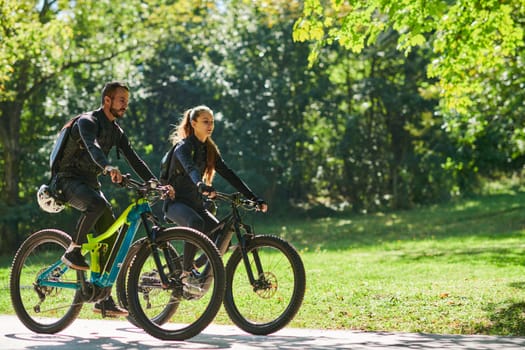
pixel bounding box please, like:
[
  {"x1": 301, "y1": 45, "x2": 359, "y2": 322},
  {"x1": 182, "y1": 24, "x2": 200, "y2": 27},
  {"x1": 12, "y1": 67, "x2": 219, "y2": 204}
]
[
  {"x1": 281, "y1": 192, "x2": 525, "y2": 251},
  {"x1": 475, "y1": 300, "x2": 525, "y2": 336},
  {"x1": 390, "y1": 245, "x2": 525, "y2": 267},
  {"x1": 467, "y1": 282, "x2": 525, "y2": 336}
]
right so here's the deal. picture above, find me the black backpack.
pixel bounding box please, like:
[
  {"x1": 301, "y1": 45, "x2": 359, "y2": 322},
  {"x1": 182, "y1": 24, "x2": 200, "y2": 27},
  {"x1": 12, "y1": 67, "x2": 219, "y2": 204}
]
[
  {"x1": 159, "y1": 142, "x2": 196, "y2": 184},
  {"x1": 159, "y1": 144, "x2": 176, "y2": 184},
  {"x1": 49, "y1": 115, "x2": 81, "y2": 177},
  {"x1": 40, "y1": 115, "x2": 81, "y2": 203}
]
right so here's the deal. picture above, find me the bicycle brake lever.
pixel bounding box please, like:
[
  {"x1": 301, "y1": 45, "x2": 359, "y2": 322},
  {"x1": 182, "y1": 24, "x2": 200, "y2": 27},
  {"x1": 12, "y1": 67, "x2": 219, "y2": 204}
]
[{"x1": 119, "y1": 173, "x2": 132, "y2": 187}]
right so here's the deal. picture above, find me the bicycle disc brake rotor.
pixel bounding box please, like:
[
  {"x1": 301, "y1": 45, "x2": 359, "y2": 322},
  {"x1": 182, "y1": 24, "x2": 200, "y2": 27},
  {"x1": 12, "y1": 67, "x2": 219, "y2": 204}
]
[{"x1": 253, "y1": 272, "x2": 278, "y2": 298}]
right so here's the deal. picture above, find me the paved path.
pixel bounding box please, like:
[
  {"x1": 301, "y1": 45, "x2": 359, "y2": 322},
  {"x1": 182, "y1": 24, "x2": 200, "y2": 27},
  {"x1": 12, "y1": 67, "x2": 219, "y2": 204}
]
[{"x1": 1, "y1": 315, "x2": 525, "y2": 349}]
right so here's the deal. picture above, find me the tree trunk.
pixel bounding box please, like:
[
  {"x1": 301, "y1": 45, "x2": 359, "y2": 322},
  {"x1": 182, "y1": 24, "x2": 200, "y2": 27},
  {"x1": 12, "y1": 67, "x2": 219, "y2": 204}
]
[{"x1": 0, "y1": 100, "x2": 23, "y2": 249}]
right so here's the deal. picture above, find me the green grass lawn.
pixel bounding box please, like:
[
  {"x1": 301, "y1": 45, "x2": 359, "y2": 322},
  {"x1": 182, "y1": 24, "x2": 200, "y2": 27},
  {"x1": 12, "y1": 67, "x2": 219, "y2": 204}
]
[{"x1": 2, "y1": 189, "x2": 525, "y2": 335}]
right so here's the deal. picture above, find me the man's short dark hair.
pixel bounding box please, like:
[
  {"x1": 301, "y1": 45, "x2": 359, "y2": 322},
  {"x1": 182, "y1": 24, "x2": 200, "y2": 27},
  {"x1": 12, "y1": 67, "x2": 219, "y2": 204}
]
[{"x1": 101, "y1": 81, "x2": 129, "y2": 105}]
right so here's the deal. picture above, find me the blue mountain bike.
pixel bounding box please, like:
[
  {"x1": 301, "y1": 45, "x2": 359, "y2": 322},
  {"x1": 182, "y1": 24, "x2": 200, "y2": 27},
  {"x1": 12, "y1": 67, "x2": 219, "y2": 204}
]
[{"x1": 9, "y1": 176, "x2": 225, "y2": 341}]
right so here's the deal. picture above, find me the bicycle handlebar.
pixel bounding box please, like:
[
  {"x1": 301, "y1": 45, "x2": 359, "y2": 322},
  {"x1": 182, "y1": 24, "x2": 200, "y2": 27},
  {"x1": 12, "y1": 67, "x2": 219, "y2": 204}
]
[
  {"x1": 214, "y1": 192, "x2": 261, "y2": 211},
  {"x1": 120, "y1": 174, "x2": 171, "y2": 201}
]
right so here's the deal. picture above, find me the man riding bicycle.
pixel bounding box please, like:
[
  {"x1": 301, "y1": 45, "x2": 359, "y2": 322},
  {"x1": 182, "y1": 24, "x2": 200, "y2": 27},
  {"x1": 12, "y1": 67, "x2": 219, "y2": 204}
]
[{"x1": 55, "y1": 82, "x2": 159, "y2": 316}]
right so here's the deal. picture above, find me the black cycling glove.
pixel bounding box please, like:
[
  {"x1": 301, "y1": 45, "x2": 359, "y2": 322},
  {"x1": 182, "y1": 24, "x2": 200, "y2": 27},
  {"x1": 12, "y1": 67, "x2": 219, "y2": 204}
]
[
  {"x1": 197, "y1": 182, "x2": 216, "y2": 195},
  {"x1": 253, "y1": 197, "x2": 267, "y2": 208}
]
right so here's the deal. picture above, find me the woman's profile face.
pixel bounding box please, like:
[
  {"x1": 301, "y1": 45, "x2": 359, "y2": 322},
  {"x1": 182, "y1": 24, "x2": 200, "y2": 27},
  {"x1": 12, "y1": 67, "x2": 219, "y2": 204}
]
[{"x1": 191, "y1": 111, "x2": 215, "y2": 141}]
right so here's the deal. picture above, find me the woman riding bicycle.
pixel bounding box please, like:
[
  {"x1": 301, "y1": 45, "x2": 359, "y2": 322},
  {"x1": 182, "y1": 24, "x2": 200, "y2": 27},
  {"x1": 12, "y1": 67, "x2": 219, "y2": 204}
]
[{"x1": 162, "y1": 105, "x2": 267, "y2": 272}]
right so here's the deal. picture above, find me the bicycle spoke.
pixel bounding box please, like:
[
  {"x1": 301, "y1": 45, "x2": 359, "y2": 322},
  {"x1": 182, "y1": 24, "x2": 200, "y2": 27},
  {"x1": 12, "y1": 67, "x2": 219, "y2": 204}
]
[
  {"x1": 10, "y1": 229, "x2": 83, "y2": 334},
  {"x1": 126, "y1": 227, "x2": 225, "y2": 341}
]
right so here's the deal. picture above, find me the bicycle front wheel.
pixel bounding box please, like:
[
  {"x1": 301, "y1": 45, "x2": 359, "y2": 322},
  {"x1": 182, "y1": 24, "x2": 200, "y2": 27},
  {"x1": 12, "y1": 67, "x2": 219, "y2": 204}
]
[
  {"x1": 117, "y1": 237, "x2": 186, "y2": 327},
  {"x1": 126, "y1": 227, "x2": 225, "y2": 340},
  {"x1": 9, "y1": 229, "x2": 83, "y2": 333},
  {"x1": 224, "y1": 235, "x2": 306, "y2": 335}
]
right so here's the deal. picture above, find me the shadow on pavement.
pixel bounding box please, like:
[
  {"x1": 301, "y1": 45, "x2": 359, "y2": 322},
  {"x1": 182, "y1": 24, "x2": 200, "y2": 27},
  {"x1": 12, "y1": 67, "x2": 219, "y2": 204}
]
[{"x1": 3, "y1": 316, "x2": 525, "y2": 350}]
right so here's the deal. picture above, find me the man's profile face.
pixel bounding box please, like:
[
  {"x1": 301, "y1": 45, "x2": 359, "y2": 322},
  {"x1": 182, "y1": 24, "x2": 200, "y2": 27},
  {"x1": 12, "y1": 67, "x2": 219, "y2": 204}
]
[{"x1": 105, "y1": 88, "x2": 129, "y2": 119}]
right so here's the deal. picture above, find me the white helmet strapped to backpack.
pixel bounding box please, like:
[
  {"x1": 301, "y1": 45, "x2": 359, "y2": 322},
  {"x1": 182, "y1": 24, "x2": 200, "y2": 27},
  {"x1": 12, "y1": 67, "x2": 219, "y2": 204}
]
[{"x1": 37, "y1": 184, "x2": 65, "y2": 213}]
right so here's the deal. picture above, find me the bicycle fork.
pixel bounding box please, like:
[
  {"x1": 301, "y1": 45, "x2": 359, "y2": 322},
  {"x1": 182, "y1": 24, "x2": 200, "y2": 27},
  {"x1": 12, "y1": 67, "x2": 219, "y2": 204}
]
[
  {"x1": 234, "y1": 221, "x2": 266, "y2": 290},
  {"x1": 142, "y1": 216, "x2": 182, "y2": 290}
]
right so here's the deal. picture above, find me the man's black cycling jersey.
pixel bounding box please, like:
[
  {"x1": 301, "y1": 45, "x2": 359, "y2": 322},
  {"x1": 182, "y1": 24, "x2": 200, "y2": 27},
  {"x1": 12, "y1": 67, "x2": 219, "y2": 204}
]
[
  {"x1": 57, "y1": 108, "x2": 155, "y2": 188},
  {"x1": 166, "y1": 134, "x2": 256, "y2": 209}
]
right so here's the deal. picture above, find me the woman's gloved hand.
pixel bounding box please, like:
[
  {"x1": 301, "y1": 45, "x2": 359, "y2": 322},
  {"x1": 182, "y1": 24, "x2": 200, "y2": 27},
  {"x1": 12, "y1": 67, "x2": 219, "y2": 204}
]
[{"x1": 197, "y1": 182, "x2": 217, "y2": 199}]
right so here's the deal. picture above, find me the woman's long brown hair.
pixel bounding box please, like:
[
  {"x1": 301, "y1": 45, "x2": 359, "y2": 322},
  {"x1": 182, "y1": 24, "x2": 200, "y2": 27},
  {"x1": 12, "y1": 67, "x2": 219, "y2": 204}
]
[{"x1": 169, "y1": 105, "x2": 219, "y2": 185}]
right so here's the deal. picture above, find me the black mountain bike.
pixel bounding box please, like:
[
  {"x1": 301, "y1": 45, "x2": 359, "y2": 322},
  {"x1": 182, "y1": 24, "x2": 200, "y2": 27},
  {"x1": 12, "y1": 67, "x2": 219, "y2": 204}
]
[
  {"x1": 206, "y1": 192, "x2": 306, "y2": 335},
  {"x1": 9, "y1": 176, "x2": 225, "y2": 341}
]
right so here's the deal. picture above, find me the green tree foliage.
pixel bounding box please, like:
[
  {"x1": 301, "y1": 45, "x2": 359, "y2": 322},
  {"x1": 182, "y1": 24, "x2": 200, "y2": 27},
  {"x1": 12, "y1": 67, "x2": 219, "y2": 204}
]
[
  {"x1": 0, "y1": 0, "x2": 194, "y2": 248},
  {"x1": 2, "y1": 0, "x2": 521, "y2": 254},
  {"x1": 293, "y1": 0, "x2": 524, "y2": 113},
  {"x1": 304, "y1": 29, "x2": 455, "y2": 212},
  {"x1": 293, "y1": 0, "x2": 525, "y2": 207}
]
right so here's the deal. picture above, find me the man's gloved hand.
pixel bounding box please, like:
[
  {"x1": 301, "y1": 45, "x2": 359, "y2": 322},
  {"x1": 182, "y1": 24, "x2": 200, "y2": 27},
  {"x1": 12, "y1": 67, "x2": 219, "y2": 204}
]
[
  {"x1": 104, "y1": 165, "x2": 122, "y2": 183},
  {"x1": 165, "y1": 185, "x2": 176, "y2": 199}
]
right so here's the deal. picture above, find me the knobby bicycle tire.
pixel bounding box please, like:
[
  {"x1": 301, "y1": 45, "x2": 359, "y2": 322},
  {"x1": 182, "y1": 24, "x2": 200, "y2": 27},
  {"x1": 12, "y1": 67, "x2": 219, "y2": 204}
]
[
  {"x1": 126, "y1": 227, "x2": 225, "y2": 340},
  {"x1": 224, "y1": 234, "x2": 306, "y2": 335},
  {"x1": 10, "y1": 229, "x2": 84, "y2": 334},
  {"x1": 115, "y1": 238, "x2": 143, "y2": 327}
]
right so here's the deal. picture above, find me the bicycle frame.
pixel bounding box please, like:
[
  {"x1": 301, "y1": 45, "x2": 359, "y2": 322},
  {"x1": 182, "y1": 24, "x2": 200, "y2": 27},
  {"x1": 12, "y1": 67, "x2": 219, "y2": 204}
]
[
  {"x1": 206, "y1": 193, "x2": 260, "y2": 283},
  {"x1": 36, "y1": 197, "x2": 154, "y2": 291}
]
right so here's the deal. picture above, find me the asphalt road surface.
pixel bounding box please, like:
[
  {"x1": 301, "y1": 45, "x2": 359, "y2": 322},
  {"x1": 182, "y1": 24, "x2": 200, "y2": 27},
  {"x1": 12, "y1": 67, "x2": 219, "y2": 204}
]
[{"x1": 2, "y1": 315, "x2": 525, "y2": 350}]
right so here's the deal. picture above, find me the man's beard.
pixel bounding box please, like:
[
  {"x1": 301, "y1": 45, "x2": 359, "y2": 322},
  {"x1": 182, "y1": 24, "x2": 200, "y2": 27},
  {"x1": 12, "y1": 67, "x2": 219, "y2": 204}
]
[{"x1": 110, "y1": 106, "x2": 125, "y2": 119}]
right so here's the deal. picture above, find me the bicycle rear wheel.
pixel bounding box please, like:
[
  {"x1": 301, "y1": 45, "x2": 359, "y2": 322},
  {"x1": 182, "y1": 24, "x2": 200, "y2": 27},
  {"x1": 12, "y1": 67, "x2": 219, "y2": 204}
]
[
  {"x1": 115, "y1": 238, "x2": 143, "y2": 327},
  {"x1": 9, "y1": 229, "x2": 84, "y2": 333},
  {"x1": 224, "y1": 235, "x2": 306, "y2": 335},
  {"x1": 126, "y1": 227, "x2": 225, "y2": 340}
]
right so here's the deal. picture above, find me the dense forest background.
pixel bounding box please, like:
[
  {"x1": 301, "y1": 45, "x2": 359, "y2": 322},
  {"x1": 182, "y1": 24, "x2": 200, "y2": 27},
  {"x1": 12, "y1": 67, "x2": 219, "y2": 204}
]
[{"x1": 1, "y1": 0, "x2": 524, "y2": 254}]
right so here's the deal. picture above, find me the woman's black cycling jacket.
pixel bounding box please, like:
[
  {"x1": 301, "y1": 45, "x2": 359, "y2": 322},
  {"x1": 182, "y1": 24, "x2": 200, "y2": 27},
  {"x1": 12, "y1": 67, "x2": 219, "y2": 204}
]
[{"x1": 165, "y1": 134, "x2": 257, "y2": 209}]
